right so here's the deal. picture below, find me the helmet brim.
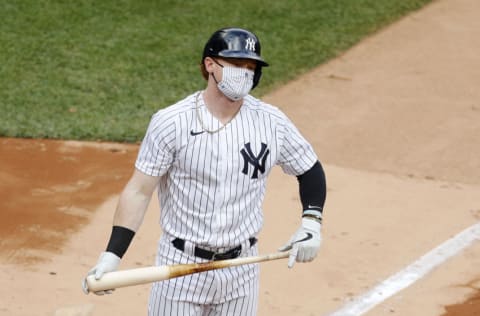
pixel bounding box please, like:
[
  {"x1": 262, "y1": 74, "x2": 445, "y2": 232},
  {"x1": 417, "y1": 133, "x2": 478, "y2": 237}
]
[{"x1": 217, "y1": 51, "x2": 269, "y2": 67}]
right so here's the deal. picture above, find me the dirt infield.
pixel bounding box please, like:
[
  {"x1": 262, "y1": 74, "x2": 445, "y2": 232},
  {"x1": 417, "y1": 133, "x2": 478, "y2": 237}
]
[
  {"x1": 1, "y1": 0, "x2": 479, "y2": 315},
  {"x1": 0, "y1": 138, "x2": 138, "y2": 265}
]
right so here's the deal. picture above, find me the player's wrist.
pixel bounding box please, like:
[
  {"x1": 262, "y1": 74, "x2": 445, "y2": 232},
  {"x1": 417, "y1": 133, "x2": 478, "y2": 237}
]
[
  {"x1": 302, "y1": 209, "x2": 322, "y2": 225},
  {"x1": 106, "y1": 226, "x2": 135, "y2": 258}
]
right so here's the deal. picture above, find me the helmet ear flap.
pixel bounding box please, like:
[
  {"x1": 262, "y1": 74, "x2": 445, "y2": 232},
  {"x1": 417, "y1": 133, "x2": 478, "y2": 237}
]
[{"x1": 252, "y1": 66, "x2": 262, "y2": 89}]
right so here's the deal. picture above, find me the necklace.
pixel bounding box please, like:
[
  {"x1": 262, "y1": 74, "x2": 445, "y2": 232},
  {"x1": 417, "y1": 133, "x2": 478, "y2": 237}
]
[{"x1": 195, "y1": 91, "x2": 241, "y2": 134}]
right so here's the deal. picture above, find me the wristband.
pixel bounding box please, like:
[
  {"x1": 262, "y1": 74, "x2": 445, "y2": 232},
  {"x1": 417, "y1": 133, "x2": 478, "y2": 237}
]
[{"x1": 106, "y1": 226, "x2": 135, "y2": 258}]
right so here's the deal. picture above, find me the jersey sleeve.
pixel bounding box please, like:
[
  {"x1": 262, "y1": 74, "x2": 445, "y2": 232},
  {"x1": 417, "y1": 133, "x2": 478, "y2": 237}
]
[
  {"x1": 277, "y1": 115, "x2": 318, "y2": 176},
  {"x1": 135, "y1": 112, "x2": 176, "y2": 177}
]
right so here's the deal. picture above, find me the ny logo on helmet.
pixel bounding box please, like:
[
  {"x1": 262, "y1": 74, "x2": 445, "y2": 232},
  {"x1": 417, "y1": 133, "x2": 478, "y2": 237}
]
[
  {"x1": 245, "y1": 38, "x2": 256, "y2": 51},
  {"x1": 240, "y1": 142, "x2": 270, "y2": 179}
]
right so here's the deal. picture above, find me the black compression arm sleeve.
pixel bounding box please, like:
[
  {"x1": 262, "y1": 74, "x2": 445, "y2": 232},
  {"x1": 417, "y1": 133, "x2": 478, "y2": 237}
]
[
  {"x1": 296, "y1": 161, "x2": 327, "y2": 213},
  {"x1": 106, "y1": 226, "x2": 135, "y2": 258}
]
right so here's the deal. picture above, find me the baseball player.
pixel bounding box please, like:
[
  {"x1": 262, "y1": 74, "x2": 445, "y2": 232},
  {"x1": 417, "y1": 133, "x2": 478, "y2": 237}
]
[{"x1": 82, "y1": 27, "x2": 326, "y2": 316}]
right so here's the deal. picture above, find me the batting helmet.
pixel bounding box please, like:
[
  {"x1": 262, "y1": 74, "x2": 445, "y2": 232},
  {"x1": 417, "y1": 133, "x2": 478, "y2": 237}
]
[{"x1": 202, "y1": 27, "x2": 269, "y2": 89}]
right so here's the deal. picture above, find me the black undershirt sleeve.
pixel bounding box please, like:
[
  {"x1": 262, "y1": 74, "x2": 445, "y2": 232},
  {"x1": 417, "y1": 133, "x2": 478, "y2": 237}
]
[{"x1": 296, "y1": 161, "x2": 327, "y2": 213}]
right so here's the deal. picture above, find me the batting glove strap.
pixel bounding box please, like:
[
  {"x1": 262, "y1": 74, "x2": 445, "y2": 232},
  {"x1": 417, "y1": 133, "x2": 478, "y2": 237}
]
[{"x1": 302, "y1": 209, "x2": 323, "y2": 224}]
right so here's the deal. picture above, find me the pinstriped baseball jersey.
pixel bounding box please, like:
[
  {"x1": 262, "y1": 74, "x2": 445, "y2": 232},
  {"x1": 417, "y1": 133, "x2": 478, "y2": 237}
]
[{"x1": 135, "y1": 91, "x2": 317, "y2": 248}]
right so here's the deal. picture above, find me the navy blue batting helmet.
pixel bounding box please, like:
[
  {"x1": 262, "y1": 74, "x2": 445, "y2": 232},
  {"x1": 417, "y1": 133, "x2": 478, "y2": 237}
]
[{"x1": 202, "y1": 27, "x2": 269, "y2": 88}]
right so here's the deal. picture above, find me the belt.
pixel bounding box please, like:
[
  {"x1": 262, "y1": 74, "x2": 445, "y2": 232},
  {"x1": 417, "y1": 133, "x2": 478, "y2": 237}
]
[{"x1": 172, "y1": 237, "x2": 257, "y2": 261}]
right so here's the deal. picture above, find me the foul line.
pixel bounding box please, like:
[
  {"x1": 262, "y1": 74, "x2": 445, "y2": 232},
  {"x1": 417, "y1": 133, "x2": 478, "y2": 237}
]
[{"x1": 327, "y1": 222, "x2": 480, "y2": 316}]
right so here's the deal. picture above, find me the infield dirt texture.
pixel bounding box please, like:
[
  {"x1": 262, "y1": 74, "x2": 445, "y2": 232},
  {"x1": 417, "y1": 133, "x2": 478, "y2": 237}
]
[{"x1": 1, "y1": 0, "x2": 479, "y2": 315}]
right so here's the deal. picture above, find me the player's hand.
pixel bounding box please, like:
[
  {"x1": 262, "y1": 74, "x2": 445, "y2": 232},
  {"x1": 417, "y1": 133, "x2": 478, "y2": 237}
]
[
  {"x1": 82, "y1": 251, "x2": 121, "y2": 295},
  {"x1": 278, "y1": 217, "x2": 322, "y2": 268}
]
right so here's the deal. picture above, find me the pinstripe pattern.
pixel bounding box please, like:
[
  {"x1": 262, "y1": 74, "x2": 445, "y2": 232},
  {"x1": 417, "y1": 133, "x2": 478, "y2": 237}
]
[
  {"x1": 148, "y1": 233, "x2": 259, "y2": 315},
  {"x1": 137, "y1": 91, "x2": 317, "y2": 315}
]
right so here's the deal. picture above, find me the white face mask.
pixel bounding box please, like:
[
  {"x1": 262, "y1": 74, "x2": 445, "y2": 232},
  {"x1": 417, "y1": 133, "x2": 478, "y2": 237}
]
[{"x1": 216, "y1": 66, "x2": 254, "y2": 101}]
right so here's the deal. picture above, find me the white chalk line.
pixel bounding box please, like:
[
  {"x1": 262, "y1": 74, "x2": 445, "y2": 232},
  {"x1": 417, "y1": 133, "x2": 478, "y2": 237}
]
[{"x1": 327, "y1": 222, "x2": 480, "y2": 316}]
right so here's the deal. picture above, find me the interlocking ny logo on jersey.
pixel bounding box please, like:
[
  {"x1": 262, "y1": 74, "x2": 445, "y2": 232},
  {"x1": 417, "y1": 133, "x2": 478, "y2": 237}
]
[{"x1": 240, "y1": 142, "x2": 270, "y2": 179}]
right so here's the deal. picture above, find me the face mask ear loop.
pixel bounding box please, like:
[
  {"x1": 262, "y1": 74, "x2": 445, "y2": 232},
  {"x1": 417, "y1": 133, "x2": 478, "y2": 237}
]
[
  {"x1": 212, "y1": 58, "x2": 224, "y2": 68},
  {"x1": 211, "y1": 73, "x2": 219, "y2": 84},
  {"x1": 210, "y1": 58, "x2": 224, "y2": 84}
]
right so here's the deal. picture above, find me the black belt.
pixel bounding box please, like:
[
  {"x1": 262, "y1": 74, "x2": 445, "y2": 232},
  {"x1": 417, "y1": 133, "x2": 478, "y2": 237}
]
[{"x1": 172, "y1": 237, "x2": 257, "y2": 261}]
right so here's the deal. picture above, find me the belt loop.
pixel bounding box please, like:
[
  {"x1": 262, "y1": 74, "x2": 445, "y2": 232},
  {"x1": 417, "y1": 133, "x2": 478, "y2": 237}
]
[
  {"x1": 184, "y1": 240, "x2": 196, "y2": 257},
  {"x1": 240, "y1": 240, "x2": 248, "y2": 257}
]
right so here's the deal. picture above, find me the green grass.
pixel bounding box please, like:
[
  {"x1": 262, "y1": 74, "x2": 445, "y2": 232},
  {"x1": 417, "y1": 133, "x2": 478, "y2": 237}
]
[{"x1": 0, "y1": 0, "x2": 432, "y2": 142}]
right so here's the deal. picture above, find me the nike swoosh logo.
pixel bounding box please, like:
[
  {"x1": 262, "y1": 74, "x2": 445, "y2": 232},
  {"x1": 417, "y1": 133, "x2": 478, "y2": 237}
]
[
  {"x1": 294, "y1": 232, "x2": 313, "y2": 244},
  {"x1": 190, "y1": 130, "x2": 205, "y2": 136}
]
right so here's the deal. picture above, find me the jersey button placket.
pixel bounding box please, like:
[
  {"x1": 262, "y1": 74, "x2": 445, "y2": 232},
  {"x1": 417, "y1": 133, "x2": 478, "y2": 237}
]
[
  {"x1": 210, "y1": 132, "x2": 226, "y2": 246},
  {"x1": 212, "y1": 133, "x2": 227, "y2": 306}
]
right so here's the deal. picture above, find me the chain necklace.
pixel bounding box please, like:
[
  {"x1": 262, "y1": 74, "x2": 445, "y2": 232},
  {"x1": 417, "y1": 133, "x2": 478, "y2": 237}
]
[{"x1": 195, "y1": 91, "x2": 242, "y2": 134}]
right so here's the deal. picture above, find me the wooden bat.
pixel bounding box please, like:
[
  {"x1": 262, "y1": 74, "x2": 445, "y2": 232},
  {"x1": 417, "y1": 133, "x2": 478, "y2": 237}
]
[{"x1": 86, "y1": 251, "x2": 289, "y2": 293}]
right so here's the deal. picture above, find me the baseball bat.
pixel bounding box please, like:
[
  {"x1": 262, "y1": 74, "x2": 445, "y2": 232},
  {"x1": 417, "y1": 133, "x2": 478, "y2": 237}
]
[{"x1": 86, "y1": 251, "x2": 289, "y2": 293}]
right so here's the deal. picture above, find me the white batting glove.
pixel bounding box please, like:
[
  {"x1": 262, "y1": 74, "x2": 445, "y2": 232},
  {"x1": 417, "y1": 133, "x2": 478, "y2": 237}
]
[
  {"x1": 278, "y1": 218, "x2": 322, "y2": 268},
  {"x1": 82, "y1": 251, "x2": 121, "y2": 295}
]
